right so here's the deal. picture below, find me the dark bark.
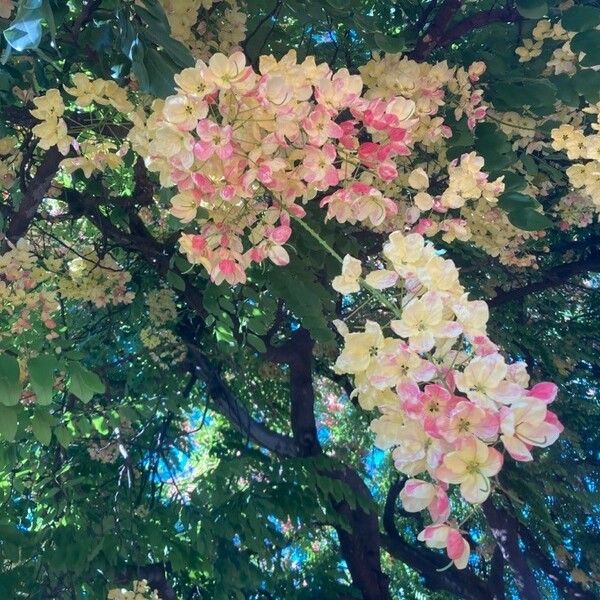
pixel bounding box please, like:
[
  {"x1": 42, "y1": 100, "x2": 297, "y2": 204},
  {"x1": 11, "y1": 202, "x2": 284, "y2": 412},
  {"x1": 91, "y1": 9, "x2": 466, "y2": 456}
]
[
  {"x1": 410, "y1": 0, "x2": 463, "y2": 61},
  {"x1": 5, "y1": 147, "x2": 61, "y2": 245},
  {"x1": 409, "y1": 1, "x2": 521, "y2": 61},
  {"x1": 488, "y1": 251, "x2": 600, "y2": 306},
  {"x1": 333, "y1": 467, "x2": 392, "y2": 600},
  {"x1": 439, "y1": 6, "x2": 521, "y2": 47},
  {"x1": 278, "y1": 328, "x2": 392, "y2": 599},
  {"x1": 186, "y1": 343, "x2": 298, "y2": 458},
  {"x1": 482, "y1": 499, "x2": 541, "y2": 600},
  {"x1": 489, "y1": 545, "x2": 506, "y2": 600}
]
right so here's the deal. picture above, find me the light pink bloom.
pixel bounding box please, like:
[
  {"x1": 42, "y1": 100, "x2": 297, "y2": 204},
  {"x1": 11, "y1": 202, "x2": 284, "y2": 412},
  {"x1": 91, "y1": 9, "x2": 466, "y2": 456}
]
[
  {"x1": 500, "y1": 398, "x2": 563, "y2": 461},
  {"x1": 303, "y1": 106, "x2": 344, "y2": 146},
  {"x1": 302, "y1": 144, "x2": 339, "y2": 188},
  {"x1": 439, "y1": 400, "x2": 500, "y2": 443},
  {"x1": 436, "y1": 436, "x2": 503, "y2": 504},
  {"x1": 194, "y1": 119, "x2": 234, "y2": 161},
  {"x1": 418, "y1": 525, "x2": 470, "y2": 569}
]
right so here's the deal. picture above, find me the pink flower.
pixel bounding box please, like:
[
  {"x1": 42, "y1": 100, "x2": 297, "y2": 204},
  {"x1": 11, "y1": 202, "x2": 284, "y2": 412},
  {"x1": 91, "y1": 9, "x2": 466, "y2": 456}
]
[
  {"x1": 303, "y1": 106, "x2": 344, "y2": 146},
  {"x1": 399, "y1": 479, "x2": 450, "y2": 523},
  {"x1": 194, "y1": 119, "x2": 234, "y2": 161},
  {"x1": 418, "y1": 525, "x2": 470, "y2": 569},
  {"x1": 439, "y1": 400, "x2": 500, "y2": 443},
  {"x1": 302, "y1": 144, "x2": 339, "y2": 188},
  {"x1": 500, "y1": 398, "x2": 563, "y2": 462},
  {"x1": 527, "y1": 382, "x2": 558, "y2": 404},
  {"x1": 436, "y1": 436, "x2": 503, "y2": 504},
  {"x1": 211, "y1": 258, "x2": 246, "y2": 285},
  {"x1": 399, "y1": 479, "x2": 436, "y2": 512},
  {"x1": 377, "y1": 161, "x2": 398, "y2": 181}
]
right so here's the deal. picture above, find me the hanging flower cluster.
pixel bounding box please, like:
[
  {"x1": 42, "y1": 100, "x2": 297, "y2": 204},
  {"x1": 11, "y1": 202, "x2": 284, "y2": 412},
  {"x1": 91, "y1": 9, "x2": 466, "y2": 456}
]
[
  {"x1": 159, "y1": 0, "x2": 247, "y2": 60},
  {"x1": 331, "y1": 230, "x2": 563, "y2": 568},
  {"x1": 124, "y1": 49, "x2": 489, "y2": 284},
  {"x1": 107, "y1": 579, "x2": 160, "y2": 600},
  {"x1": 0, "y1": 239, "x2": 59, "y2": 338}
]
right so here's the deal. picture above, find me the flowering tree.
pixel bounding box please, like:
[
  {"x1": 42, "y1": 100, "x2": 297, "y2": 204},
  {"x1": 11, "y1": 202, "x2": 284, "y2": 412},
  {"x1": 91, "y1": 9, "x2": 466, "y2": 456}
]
[{"x1": 0, "y1": 0, "x2": 598, "y2": 598}]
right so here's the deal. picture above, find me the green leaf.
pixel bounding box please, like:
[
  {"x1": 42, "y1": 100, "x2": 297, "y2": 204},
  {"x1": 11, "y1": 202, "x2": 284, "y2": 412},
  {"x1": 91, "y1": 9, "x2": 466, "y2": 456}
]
[
  {"x1": 0, "y1": 406, "x2": 19, "y2": 441},
  {"x1": 373, "y1": 32, "x2": 405, "y2": 53},
  {"x1": 27, "y1": 354, "x2": 57, "y2": 405},
  {"x1": 571, "y1": 30, "x2": 600, "y2": 67},
  {"x1": 561, "y1": 6, "x2": 600, "y2": 31},
  {"x1": 552, "y1": 74, "x2": 579, "y2": 106},
  {"x1": 54, "y1": 426, "x2": 73, "y2": 448},
  {"x1": 572, "y1": 69, "x2": 600, "y2": 103},
  {"x1": 41, "y1": 0, "x2": 55, "y2": 41},
  {"x1": 0, "y1": 355, "x2": 21, "y2": 406},
  {"x1": 508, "y1": 207, "x2": 553, "y2": 231},
  {"x1": 247, "y1": 333, "x2": 267, "y2": 353},
  {"x1": 353, "y1": 14, "x2": 379, "y2": 32},
  {"x1": 31, "y1": 411, "x2": 52, "y2": 445},
  {"x1": 67, "y1": 362, "x2": 105, "y2": 403},
  {"x1": 92, "y1": 416, "x2": 110, "y2": 435},
  {"x1": 498, "y1": 191, "x2": 540, "y2": 211},
  {"x1": 142, "y1": 46, "x2": 180, "y2": 97},
  {"x1": 516, "y1": 0, "x2": 548, "y2": 19},
  {"x1": 3, "y1": 0, "x2": 45, "y2": 52},
  {"x1": 167, "y1": 269, "x2": 186, "y2": 291}
]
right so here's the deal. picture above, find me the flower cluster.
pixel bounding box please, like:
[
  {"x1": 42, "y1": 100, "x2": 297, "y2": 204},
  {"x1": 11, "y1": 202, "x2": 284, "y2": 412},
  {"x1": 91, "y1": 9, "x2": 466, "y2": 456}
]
[
  {"x1": 359, "y1": 53, "x2": 487, "y2": 132},
  {"x1": 555, "y1": 192, "x2": 596, "y2": 230},
  {"x1": 126, "y1": 49, "x2": 492, "y2": 284},
  {"x1": 159, "y1": 0, "x2": 247, "y2": 60},
  {"x1": 332, "y1": 230, "x2": 562, "y2": 568},
  {"x1": 0, "y1": 239, "x2": 59, "y2": 338},
  {"x1": 107, "y1": 579, "x2": 160, "y2": 600},
  {"x1": 59, "y1": 252, "x2": 135, "y2": 308},
  {"x1": 552, "y1": 122, "x2": 600, "y2": 212},
  {"x1": 31, "y1": 73, "x2": 132, "y2": 175},
  {"x1": 146, "y1": 288, "x2": 178, "y2": 326},
  {"x1": 140, "y1": 327, "x2": 186, "y2": 368}
]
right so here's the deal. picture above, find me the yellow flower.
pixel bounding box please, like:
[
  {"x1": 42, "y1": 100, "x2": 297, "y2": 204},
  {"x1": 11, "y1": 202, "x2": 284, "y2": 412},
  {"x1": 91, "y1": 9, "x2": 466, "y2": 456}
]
[
  {"x1": 435, "y1": 436, "x2": 503, "y2": 503},
  {"x1": 334, "y1": 320, "x2": 385, "y2": 375},
  {"x1": 30, "y1": 89, "x2": 64, "y2": 120},
  {"x1": 63, "y1": 73, "x2": 106, "y2": 107},
  {"x1": 170, "y1": 191, "x2": 199, "y2": 223},
  {"x1": 332, "y1": 254, "x2": 361, "y2": 294},
  {"x1": 408, "y1": 168, "x2": 429, "y2": 190}
]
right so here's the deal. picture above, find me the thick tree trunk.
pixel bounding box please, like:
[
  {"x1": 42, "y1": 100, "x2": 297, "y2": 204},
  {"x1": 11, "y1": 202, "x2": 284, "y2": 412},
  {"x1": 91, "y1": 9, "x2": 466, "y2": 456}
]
[
  {"x1": 482, "y1": 499, "x2": 541, "y2": 600},
  {"x1": 285, "y1": 329, "x2": 392, "y2": 599}
]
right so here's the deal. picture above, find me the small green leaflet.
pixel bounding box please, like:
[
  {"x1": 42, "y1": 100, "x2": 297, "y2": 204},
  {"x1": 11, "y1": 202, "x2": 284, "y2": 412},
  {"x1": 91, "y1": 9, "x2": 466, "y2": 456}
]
[
  {"x1": 0, "y1": 406, "x2": 19, "y2": 441},
  {"x1": 27, "y1": 354, "x2": 58, "y2": 405},
  {"x1": 31, "y1": 411, "x2": 53, "y2": 445},
  {"x1": 516, "y1": 0, "x2": 548, "y2": 20},
  {"x1": 0, "y1": 355, "x2": 21, "y2": 406},
  {"x1": 508, "y1": 207, "x2": 553, "y2": 231},
  {"x1": 67, "y1": 362, "x2": 105, "y2": 403}
]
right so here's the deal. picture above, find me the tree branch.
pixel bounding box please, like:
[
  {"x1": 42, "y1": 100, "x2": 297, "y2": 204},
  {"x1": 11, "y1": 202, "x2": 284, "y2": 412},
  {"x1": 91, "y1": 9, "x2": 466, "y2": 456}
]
[
  {"x1": 409, "y1": 1, "x2": 521, "y2": 60},
  {"x1": 186, "y1": 343, "x2": 298, "y2": 457},
  {"x1": 439, "y1": 6, "x2": 521, "y2": 48},
  {"x1": 410, "y1": 0, "x2": 463, "y2": 61},
  {"x1": 5, "y1": 147, "x2": 62, "y2": 246},
  {"x1": 488, "y1": 252, "x2": 600, "y2": 306},
  {"x1": 482, "y1": 498, "x2": 541, "y2": 600}
]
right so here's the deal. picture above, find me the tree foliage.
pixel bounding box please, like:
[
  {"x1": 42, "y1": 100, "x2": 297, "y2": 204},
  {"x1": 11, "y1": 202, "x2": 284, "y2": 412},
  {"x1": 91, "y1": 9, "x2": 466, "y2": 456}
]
[{"x1": 0, "y1": 0, "x2": 598, "y2": 599}]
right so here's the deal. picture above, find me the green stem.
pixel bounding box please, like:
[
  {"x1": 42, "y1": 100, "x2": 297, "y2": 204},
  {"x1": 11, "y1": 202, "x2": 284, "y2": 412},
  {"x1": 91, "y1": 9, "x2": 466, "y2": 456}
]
[{"x1": 291, "y1": 215, "x2": 403, "y2": 319}]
